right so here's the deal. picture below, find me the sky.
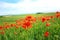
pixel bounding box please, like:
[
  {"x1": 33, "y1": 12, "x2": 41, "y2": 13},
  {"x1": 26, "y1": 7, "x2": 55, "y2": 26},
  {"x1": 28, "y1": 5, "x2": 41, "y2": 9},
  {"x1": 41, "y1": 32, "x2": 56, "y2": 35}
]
[{"x1": 0, "y1": 0, "x2": 60, "y2": 15}]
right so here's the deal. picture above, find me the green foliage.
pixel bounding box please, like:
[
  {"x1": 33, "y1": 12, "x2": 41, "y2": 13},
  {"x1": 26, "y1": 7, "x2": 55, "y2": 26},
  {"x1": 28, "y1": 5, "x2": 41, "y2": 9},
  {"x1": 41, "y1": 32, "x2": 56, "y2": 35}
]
[
  {"x1": 0, "y1": 16, "x2": 3, "y2": 18},
  {"x1": 36, "y1": 12, "x2": 43, "y2": 14},
  {"x1": 0, "y1": 13, "x2": 60, "y2": 40}
]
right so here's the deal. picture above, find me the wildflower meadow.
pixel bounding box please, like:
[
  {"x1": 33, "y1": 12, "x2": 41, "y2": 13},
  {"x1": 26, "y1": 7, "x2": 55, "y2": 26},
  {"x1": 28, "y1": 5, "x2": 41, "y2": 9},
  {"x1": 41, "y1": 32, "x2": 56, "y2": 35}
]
[{"x1": 0, "y1": 12, "x2": 60, "y2": 40}]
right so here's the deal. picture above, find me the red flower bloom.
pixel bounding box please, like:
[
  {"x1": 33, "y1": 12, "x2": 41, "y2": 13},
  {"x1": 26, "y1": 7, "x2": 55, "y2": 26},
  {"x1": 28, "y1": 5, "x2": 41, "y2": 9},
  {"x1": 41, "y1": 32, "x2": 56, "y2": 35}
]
[
  {"x1": 46, "y1": 22, "x2": 50, "y2": 26},
  {"x1": 25, "y1": 15, "x2": 36, "y2": 22},
  {"x1": 56, "y1": 11, "x2": 60, "y2": 18},
  {"x1": 25, "y1": 16, "x2": 32, "y2": 21},
  {"x1": 11, "y1": 24, "x2": 16, "y2": 27},
  {"x1": 44, "y1": 31, "x2": 49, "y2": 37},
  {"x1": 46, "y1": 16, "x2": 51, "y2": 21},
  {"x1": 22, "y1": 21, "x2": 32, "y2": 29},
  {"x1": 50, "y1": 16, "x2": 54, "y2": 19},
  {"x1": 0, "y1": 26, "x2": 3, "y2": 30},
  {"x1": 15, "y1": 25, "x2": 19, "y2": 28},
  {"x1": 16, "y1": 22, "x2": 21, "y2": 26},
  {"x1": 16, "y1": 20, "x2": 21, "y2": 26},
  {"x1": 4, "y1": 24, "x2": 10, "y2": 29},
  {"x1": 42, "y1": 17, "x2": 46, "y2": 22},
  {"x1": 22, "y1": 25, "x2": 27, "y2": 29},
  {"x1": 31, "y1": 17, "x2": 36, "y2": 22}
]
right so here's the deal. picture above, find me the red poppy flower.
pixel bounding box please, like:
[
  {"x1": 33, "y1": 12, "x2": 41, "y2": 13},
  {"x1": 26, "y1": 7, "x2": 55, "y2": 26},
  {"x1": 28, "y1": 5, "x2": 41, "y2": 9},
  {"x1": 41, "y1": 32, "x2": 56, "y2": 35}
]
[
  {"x1": 4, "y1": 24, "x2": 10, "y2": 29},
  {"x1": 22, "y1": 25, "x2": 27, "y2": 29},
  {"x1": 42, "y1": 17, "x2": 46, "y2": 22},
  {"x1": 11, "y1": 24, "x2": 16, "y2": 27},
  {"x1": 0, "y1": 26, "x2": 3, "y2": 30},
  {"x1": 31, "y1": 17, "x2": 36, "y2": 22},
  {"x1": 56, "y1": 14, "x2": 60, "y2": 18},
  {"x1": 46, "y1": 22, "x2": 50, "y2": 26},
  {"x1": 44, "y1": 31, "x2": 49, "y2": 37},
  {"x1": 25, "y1": 16, "x2": 32, "y2": 21},
  {"x1": 56, "y1": 12, "x2": 60, "y2": 18},
  {"x1": 15, "y1": 25, "x2": 19, "y2": 28},
  {"x1": 46, "y1": 16, "x2": 51, "y2": 21},
  {"x1": 22, "y1": 21, "x2": 32, "y2": 29},
  {"x1": 16, "y1": 22, "x2": 21, "y2": 26},
  {"x1": 16, "y1": 20, "x2": 22, "y2": 24},
  {"x1": 50, "y1": 16, "x2": 54, "y2": 19}
]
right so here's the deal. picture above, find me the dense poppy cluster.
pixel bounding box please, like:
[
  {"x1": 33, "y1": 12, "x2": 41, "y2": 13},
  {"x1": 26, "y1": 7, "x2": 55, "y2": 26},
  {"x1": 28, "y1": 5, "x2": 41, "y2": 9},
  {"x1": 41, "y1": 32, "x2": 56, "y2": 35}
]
[
  {"x1": 41, "y1": 16, "x2": 54, "y2": 22},
  {"x1": 0, "y1": 11, "x2": 60, "y2": 38}
]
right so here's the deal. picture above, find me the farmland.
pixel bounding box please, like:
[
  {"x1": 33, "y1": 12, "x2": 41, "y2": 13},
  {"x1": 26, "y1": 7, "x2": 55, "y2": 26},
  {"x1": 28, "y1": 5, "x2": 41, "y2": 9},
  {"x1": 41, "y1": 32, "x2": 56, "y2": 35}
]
[{"x1": 0, "y1": 12, "x2": 60, "y2": 40}]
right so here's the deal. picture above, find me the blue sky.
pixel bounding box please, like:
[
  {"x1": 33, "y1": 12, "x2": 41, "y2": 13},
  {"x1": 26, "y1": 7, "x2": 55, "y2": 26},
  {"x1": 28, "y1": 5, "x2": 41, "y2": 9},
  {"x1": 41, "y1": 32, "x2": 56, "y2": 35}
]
[
  {"x1": 0, "y1": 0, "x2": 60, "y2": 15},
  {"x1": 0, "y1": 0, "x2": 22, "y2": 3}
]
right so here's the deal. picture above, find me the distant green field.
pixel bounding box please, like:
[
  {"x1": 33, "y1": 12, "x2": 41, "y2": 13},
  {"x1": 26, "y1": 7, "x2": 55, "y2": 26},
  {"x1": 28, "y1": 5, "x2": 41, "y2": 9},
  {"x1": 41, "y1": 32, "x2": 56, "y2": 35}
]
[
  {"x1": 0, "y1": 13, "x2": 55, "y2": 23},
  {"x1": 0, "y1": 13, "x2": 60, "y2": 40}
]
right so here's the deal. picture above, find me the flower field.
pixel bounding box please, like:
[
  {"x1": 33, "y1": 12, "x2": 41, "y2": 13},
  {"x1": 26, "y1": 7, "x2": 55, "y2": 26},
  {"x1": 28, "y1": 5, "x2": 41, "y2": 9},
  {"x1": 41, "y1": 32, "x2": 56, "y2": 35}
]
[{"x1": 0, "y1": 12, "x2": 60, "y2": 40}]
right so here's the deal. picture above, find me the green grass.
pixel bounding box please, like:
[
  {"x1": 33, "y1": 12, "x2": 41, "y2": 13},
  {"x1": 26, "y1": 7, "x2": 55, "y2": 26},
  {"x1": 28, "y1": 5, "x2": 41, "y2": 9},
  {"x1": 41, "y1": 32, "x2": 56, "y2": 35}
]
[{"x1": 0, "y1": 13, "x2": 60, "y2": 40}]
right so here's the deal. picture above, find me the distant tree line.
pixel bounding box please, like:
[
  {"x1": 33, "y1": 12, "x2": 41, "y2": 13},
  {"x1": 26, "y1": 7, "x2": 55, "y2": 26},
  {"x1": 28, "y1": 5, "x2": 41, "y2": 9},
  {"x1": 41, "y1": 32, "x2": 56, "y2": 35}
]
[
  {"x1": 0, "y1": 16, "x2": 3, "y2": 18},
  {"x1": 36, "y1": 12, "x2": 43, "y2": 14}
]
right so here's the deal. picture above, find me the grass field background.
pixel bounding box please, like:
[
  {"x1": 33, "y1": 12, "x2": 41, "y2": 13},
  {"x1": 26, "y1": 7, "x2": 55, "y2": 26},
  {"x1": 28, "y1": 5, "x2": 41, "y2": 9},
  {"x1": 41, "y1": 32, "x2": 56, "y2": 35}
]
[{"x1": 0, "y1": 12, "x2": 60, "y2": 40}]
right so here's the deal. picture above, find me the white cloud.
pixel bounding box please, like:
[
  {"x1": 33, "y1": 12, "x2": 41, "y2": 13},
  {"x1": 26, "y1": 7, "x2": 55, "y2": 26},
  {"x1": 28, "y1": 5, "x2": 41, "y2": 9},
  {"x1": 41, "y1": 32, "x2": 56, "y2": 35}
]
[{"x1": 0, "y1": 0, "x2": 60, "y2": 15}]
